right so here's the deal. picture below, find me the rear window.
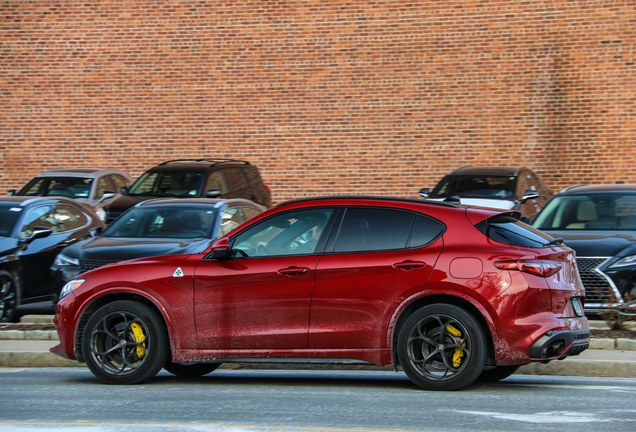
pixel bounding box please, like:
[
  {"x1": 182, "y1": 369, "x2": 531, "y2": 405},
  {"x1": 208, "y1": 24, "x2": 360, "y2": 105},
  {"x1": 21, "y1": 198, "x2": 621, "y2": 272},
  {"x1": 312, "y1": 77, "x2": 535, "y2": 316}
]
[{"x1": 476, "y1": 215, "x2": 555, "y2": 248}]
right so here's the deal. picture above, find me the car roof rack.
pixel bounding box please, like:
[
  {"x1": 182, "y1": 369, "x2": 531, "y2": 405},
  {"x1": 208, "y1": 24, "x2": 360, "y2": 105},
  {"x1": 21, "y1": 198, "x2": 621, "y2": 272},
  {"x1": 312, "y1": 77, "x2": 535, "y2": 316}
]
[{"x1": 158, "y1": 159, "x2": 250, "y2": 166}]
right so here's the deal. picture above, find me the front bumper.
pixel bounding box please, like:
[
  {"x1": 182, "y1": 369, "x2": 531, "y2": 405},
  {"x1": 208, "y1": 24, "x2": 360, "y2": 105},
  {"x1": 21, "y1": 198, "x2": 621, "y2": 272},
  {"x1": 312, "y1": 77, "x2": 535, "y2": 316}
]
[{"x1": 529, "y1": 329, "x2": 590, "y2": 360}]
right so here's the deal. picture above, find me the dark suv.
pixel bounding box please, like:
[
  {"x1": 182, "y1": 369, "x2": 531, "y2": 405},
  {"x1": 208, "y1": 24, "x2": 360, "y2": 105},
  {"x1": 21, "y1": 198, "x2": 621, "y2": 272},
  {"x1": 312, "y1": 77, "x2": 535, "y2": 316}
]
[
  {"x1": 104, "y1": 159, "x2": 271, "y2": 224},
  {"x1": 532, "y1": 184, "x2": 636, "y2": 315},
  {"x1": 420, "y1": 166, "x2": 552, "y2": 219}
]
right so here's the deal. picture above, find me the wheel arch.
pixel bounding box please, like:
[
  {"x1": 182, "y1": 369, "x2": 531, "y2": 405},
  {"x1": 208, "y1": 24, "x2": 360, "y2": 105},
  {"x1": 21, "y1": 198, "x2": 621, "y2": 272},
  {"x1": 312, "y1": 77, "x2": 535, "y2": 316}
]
[
  {"x1": 74, "y1": 291, "x2": 172, "y2": 363},
  {"x1": 390, "y1": 293, "x2": 497, "y2": 368}
]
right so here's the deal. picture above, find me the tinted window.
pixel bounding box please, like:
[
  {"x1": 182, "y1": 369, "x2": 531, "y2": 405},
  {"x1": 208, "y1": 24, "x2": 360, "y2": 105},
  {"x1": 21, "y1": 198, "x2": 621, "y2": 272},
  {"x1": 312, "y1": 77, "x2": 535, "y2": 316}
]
[
  {"x1": 129, "y1": 172, "x2": 202, "y2": 197},
  {"x1": 205, "y1": 171, "x2": 227, "y2": 194},
  {"x1": 533, "y1": 192, "x2": 636, "y2": 230},
  {"x1": 54, "y1": 205, "x2": 88, "y2": 232},
  {"x1": 104, "y1": 206, "x2": 217, "y2": 239},
  {"x1": 241, "y1": 207, "x2": 260, "y2": 221},
  {"x1": 0, "y1": 206, "x2": 23, "y2": 237},
  {"x1": 244, "y1": 167, "x2": 262, "y2": 187},
  {"x1": 110, "y1": 175, "x2": 130, "y2": 191},
  {"x1": 20, "y1": 177, "x2": 93, "y2": 199},
  {"x1": 477, "y1": 215, "x2": 554, "y2": 248},
  {"x1": 95, "y1": 177, "x2": 112, "y2": 199},
  {"x1": 431, "y1": 175, "x2": 517, "y2": 200},
  {"x1": 233, "y1": 208, "x2": 333, "y2": 257},
  {"x1": 409, "y1": 216, "x2": 445, "y2": 248},
  {"x1": 219, "y1": 208, "x2": 244, "y2": 237},
  {"x1": 334, "y1": 208, "x2": 415, "y2": 253},
  {"x1": 20, "y1": 205, "x2": 57, "y2": 238}
]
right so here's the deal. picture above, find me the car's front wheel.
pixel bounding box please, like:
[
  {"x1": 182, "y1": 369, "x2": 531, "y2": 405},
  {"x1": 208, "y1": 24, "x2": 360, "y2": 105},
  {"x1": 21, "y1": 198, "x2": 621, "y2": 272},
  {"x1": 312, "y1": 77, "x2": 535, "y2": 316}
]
[
  {"x1": 82, "y1": 300, "x2": 168, "y2": 384},
  {"x1": 398, "y1": 304, "x2": 487, "y2": 391},
  {"x1": 0, "y1": 270, "x2": 20, "y2": 323}
]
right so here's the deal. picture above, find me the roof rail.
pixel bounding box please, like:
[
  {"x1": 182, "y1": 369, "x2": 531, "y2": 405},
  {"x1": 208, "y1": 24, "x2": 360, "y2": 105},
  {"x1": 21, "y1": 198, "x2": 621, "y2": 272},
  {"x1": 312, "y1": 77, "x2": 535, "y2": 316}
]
[
  {"x1": 561, "y1": 185, "x2": 588, "y2": 193},
  {"x1": 158, "y1": 159, "x2": 250, "y2": 166}
]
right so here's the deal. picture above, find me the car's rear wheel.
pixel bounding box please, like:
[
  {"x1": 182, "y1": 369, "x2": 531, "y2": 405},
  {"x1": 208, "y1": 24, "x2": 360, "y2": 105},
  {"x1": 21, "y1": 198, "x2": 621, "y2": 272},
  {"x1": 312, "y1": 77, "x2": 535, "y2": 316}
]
[
  {"x1": 477, "y1": 365, "x2": 521, "y2": 382},
  {"x1": 163, "y1": 360, "x2": 221, "y2": 378},
  {"x1": 0, "y1": 270, "x2": 20, "y2": 323},
  {"x1": 398, "y1": 304, "x2": 486, "y2": 391},
  {"x1": 82, "y1": 300, "x2": 168, "y2": 384}
]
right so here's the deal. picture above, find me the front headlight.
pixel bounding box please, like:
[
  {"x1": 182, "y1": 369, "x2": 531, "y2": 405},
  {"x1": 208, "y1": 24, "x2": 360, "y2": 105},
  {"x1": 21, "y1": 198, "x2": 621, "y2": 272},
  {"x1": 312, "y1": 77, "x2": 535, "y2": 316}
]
[
  {"x1": 609, "y1": 255, "x2": 636, "y2": 269},
  {"x1": 96, "y1": 207, "x2": 107, "y2": 222},
  {"x1": 54, "y1": 253, "x2": 80, "y2": 267},
  {"x1": 59, "y1": 278, "x2": 85, "y2": 299}
]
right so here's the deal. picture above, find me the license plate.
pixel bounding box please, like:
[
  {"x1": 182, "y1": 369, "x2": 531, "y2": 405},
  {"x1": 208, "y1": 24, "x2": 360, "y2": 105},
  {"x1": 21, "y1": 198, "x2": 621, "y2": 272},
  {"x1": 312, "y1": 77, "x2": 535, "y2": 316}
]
[{"x1": 572, "y1": 298, "x2": 584, "y2": 317}]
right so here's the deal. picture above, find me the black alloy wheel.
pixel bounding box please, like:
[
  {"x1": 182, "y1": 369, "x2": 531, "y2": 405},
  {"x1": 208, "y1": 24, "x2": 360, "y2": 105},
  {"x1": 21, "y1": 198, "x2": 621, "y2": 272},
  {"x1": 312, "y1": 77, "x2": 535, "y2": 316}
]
[
  {"x1": 82, "y1": 300, "x2": 168, "y2": 384},
  {"x1": 398, "y1": 304, "x2": 487, "y2": 391},
  {"x1": 0, "y1": 270, "x2": 20, "y2": 323},
  {"x1": 476, "y1": 365, "x2": 521, "y2": 382},
  {"x1": 163, "y1": 360, "x2": 222, "y2": 378}
]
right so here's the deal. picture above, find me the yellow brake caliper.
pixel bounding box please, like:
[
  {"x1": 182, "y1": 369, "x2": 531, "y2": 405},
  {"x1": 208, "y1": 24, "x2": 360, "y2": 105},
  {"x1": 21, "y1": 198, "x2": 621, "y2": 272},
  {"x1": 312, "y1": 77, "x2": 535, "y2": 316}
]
[
  {"x1": 446, "y1": 324, "x2": 466, "y2": 367},
  {"x1": 130, "y1": 322, "x2": 146, "y2": 358}
]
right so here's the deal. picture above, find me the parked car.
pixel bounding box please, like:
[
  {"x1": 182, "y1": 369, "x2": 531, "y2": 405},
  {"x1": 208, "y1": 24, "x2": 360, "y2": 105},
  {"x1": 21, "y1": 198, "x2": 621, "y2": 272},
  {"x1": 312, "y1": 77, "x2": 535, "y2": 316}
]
[
  {"x1": 104, "y1": 159, "x2": 271, "y2": 224},
  {"x1": 0, "y1": 197, "x2": 105, "y2": 322},
  {"x1": 532, "y1": 184, "x2": 636, "y2": 315},
  {"x1": 52, "y1": 196, "x2": 589, "y2": 390},
  {"x1": 419, "y1": 166, "x2": 552, "y2": 218},
  {"x1": 8, "y1": 168, "x2": 133, "y2": 223},
  {"x1": 51, "y1": 198, "x2": 266, "y2": 284}
]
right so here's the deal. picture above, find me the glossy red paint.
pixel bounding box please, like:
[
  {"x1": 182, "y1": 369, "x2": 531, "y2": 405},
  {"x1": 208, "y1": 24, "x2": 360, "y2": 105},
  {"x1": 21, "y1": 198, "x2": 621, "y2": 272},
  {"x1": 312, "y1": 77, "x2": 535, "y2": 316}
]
[{"x1": 51, "y1": 196, "x2": 590, "y2": 389}]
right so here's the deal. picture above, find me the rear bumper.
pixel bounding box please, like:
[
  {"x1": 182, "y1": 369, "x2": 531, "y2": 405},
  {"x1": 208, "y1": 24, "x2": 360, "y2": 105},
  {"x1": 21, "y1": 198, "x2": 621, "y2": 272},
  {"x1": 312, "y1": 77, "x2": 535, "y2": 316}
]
[{"x1": 529, "y1": 329, "x2": 590, "y2": 360}]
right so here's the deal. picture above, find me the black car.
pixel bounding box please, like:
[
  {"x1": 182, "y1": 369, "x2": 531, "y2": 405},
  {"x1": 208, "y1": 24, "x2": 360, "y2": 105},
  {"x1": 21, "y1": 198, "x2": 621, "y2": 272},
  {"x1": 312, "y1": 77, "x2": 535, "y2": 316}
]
[
  {"x1": 532, "y1": 184, "x2": 636, "y2": 315},
  {"x1": 419, "y1": 166, "x2": 552, "y2": 219},
  {"x1": 104, "y1": 159, "x2": 272, "y2": 224},
  {"x1": 0, "y1": 197, "x2": 105, "y2": 322},
  {"x1": 51, "y1": 198, "x2": 266, "y2": 284}
]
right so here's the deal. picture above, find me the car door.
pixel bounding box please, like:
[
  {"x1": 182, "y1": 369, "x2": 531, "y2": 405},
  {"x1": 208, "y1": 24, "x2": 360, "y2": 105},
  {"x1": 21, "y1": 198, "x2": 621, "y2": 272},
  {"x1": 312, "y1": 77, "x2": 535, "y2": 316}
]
[
  {"x1": 193, "y1": 207, "x2": 336, "y2": 350},
  {"x1": 308, "y1": 206, "x2": 445, "y2": 349}
]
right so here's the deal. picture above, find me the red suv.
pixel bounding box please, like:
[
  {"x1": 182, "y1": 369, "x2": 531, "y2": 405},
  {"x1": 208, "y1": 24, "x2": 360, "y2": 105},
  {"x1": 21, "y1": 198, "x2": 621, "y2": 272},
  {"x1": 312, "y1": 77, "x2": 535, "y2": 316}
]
[{"x1": 51, "y1": 196, "x2": 589, "y2": 390}]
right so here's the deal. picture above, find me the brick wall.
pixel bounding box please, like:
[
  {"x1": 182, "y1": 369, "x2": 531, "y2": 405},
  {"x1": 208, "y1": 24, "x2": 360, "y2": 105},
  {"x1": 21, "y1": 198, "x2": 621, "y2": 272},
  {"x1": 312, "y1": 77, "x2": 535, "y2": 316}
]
[{"x1": 2, "y1": 0, "x2": 635, "y2": 204}]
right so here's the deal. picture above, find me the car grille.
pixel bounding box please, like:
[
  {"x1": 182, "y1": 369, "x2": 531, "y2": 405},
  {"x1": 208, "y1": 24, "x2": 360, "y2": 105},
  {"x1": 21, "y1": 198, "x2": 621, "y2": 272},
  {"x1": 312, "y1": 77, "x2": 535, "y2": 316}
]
[
  {"x1": 82, "y1": 260, "x2": 118, "y2": 272},
  {"x1": 575, "y1": 257, "x2": 622, "y2": 309}
]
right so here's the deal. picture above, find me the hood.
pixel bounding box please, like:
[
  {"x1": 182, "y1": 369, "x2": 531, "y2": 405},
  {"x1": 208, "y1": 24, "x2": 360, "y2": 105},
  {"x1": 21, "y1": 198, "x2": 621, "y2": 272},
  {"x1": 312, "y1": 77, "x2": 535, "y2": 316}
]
[
  {"x1": 65, "y1": 236, "x2": 213, "y2": 262},
  {"x1": 0, "y1": 237, "x2": 18, "y2": 257},
  {"x1": 541, "y1": 230, "x2": 636, "y2": 257}
]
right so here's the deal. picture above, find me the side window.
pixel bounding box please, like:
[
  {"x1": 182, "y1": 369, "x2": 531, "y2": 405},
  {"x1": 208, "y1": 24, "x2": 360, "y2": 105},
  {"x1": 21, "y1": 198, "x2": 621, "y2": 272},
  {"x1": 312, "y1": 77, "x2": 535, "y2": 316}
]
[
  {"x1": 54, "y1": 205, "x2": 88, "y2": 232},
  {"x1": 95, "y1": 177, "x2": 112, "y2": 200},
  {"x1": 110, "y1": 175, "x2": 130, "y2": 191},
  {"x1": 22, "y1": 179, "x2": 45, "y2": 196},
  {"x1": 233, "y1": 208, "x2": 334, "y2": 257},
  {"x1": 244, "y1": 167, "x2": 263, "y2": 187},
  {"x1": 205, "y1": 171, "x2": 228, "y2": 194},
  {"x1": 334, "y1": 208, "x2": 415, "y2": 253},
  {"x1": 409, "y1": 216, "x2": 445, "y2": 248},
  {"x1": 219, "y1": 208, "x2": 244, "y2": 237},
  {"x1": 20, "y1": 205, "x2": 57, "y2": 238},
  {"x1": 131, "y1": 172, "x2": 159, "y2": 194},
  {"x1": 241, "y1": 207, "x2": 261, "y2": 221},
  {"x1": 224, "y1": 169, "x2": 249, "y2": 192}
]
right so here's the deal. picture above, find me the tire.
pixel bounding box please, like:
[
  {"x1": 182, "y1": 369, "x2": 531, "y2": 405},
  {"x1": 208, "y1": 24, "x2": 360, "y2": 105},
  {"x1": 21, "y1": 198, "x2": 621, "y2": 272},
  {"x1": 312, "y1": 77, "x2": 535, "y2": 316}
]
[
  {"x1": 82, "y1": 300, "x2": 169, "y2": 384},
  {"x1": 163, "y1": 360, "x2": 221, "y2": 378},
  {"x1": 476, "y1": 365, "x2": 521, "y2": 382},
  {"x1": 0, "y1": 270, "x2": 20, "y2": 323},
  {"x1": 397, "y1": 304, "x2": 487, "y2": 391}
]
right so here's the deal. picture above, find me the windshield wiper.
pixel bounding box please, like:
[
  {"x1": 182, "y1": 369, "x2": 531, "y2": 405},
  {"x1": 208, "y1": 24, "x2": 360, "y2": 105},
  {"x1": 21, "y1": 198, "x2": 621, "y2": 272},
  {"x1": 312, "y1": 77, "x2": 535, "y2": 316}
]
[{"x1": 544, "y1": 238, "x2": 564, "y2": 247}]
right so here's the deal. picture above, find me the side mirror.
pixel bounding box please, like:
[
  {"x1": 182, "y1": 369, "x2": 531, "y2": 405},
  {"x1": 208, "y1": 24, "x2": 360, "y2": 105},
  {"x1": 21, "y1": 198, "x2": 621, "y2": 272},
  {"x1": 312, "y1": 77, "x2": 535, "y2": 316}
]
[
  {"x1": 7, "y1": 190, "x2": 16, "y2": 196},
  {"x1": 418, "y1": 188, "x2": 429, "y2": 198},
  {"x1": 89, "y1": 227, "x2": 103, "y2": 238},
  {"x1": 21, "y1": 226, "x2": 53, "y2": 245},
  {"x1": 206, "y1": 189, "x2": 222, "y2": 198},
  {"x1": 521, "y1": 190, "x2": 540, "y2": 202},
  {"x1": 97, "y1": 191, "x2": 116, "y2": 203},
  {"x1": 210, "y1": 238, "x2": 231, "y2": 259},
  {"x1": 120, "y1": 187, "x2": 129, "y2": 195}
]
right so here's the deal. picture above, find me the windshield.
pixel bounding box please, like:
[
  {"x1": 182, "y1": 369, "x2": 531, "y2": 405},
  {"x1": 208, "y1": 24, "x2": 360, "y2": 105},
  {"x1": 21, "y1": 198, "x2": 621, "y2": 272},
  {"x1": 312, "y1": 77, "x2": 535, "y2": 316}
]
[
  {"x1": 431, "y1": 175, "x2": 517, "y2": 199},
  {"x1": 533, "y1": 192, "x2": 636, "y2": 231},
  {"x1": 0, "y1": 206, "x2": 24, "y2": 237},
  {"x1": 128, "y1": 171, "x2": 203, "y2": 197},
  {"x1": 18, "y1": 177, "x2": 92, "y2": 199},
  {"x1": 104, "y1": 206, "x2": 217, "y2": 239}
]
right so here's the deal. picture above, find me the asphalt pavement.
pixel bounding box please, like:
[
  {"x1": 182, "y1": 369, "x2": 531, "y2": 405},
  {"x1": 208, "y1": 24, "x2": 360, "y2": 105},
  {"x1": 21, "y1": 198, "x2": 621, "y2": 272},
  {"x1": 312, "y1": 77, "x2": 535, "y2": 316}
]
[{"x1": 1, "y1": 316, "x2": 636, "y2": 377}]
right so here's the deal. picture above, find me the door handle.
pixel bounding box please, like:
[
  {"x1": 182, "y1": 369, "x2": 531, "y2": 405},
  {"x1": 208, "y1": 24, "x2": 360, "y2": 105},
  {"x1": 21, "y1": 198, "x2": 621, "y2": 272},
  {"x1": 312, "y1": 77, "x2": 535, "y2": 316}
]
[
  {"x1": 393, "y1": 260, "x2": 426, "y2": 270},
  {"x1": 278, "y1": 266, "x2": 310, "y2": 276}
]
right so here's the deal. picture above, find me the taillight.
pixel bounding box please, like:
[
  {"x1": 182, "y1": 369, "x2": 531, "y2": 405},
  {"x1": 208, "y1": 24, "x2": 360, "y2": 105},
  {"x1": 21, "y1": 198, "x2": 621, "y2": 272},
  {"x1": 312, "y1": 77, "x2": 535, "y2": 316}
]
[{"x1": 494, "y1": 260, "x2": 563, "y2": 278}]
